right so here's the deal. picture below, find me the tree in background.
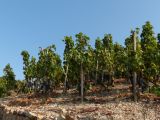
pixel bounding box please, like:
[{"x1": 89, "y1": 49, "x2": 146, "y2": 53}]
[
  {"x1": 113, "y1": 42, "x2": 126, "y2": 78},
  {"x1": 102, "y1": 34, "x2": 114, "y2": 85},
  {"x1": 0, "y1": 21, "x2": 158, "y2": 100},
  {"x1": 125, "y1": 29, "x2": 143, "y2": 100},
  {"x1": 75, "y1": 32, "x2": 90, "y2": 103},
  {"x1": 141, "y1": 21, "x2": 158, "y2": 86},
  {"x1": 21, "y1": 45, "x2": 62, "y2": 94},
  {"x1": 63, "y1": 36, "x2": 74, "y2": 93},
  {"x1": 21, "y1": 50, "x2": 31, "y2": 91},
  {"x1": 37, "y1": 45, "x2": 62, "y2": 93},
  {"x1": 0, "y1": 64, "x2": 16, "y2": 97},
  {"x1": 0, "y1": 77, "x2": 7, "y2": 97},
  {"x1": 3, "y1": 64, "x2": 16, "y2": 90},
  {"x1": 156, "y1": 34, "x2": 160, "y2": 84},
  {"x1": 94, "y1": 37, "x2": 103, "y2": 84}
]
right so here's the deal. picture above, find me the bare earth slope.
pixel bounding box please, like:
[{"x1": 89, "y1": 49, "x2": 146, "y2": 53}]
[
  {"x1": 0, "y1": 92, "x2": 160, "y2": 120},
  {"x1": 0, "y1": 78, "x2": 160, "y2": 120}
]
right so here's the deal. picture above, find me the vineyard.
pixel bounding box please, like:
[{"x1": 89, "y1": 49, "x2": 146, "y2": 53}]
[{"x1": 0, "y1": 21, "x2": 160, "y2": 119}]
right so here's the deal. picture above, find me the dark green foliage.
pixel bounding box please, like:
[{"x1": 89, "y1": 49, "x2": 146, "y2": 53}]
[
  {"x1": 150, "y1": 86, "x2": 160, "y2": 96},
  {"x1": 0, "y1": 21, "x2": 160, "y2": 100},
  {"x1": 3, "y1": 64, "x2": 16, "y2": 90},
  {"x1": 21, "y1": 44, "x2": 62, "y2": 94},
  {"x1": 140, "y1": 21, "x2": 158, "y2": 85},
  {"x1": 0, "y1": 78, "x2": 7, "y2": 97},
  {"x1": 0, "y1": 64, "x2": 16, "y2": 97},
  {"x1": 19, "y1": 22, "x2": 160, "y2": 100},
  {"x1": 113, "y1": 43, "x2": 126, "y2": 78}
]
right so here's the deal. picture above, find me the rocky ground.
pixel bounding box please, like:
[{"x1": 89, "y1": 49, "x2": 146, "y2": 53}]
[
  {"x1": 0, "y1": 91, "x2": 160, "y2": 120},
  {"x1": 0, "y1": 96, "x2": 160, "y2": 120},
  {"x1": 0, "y1": 78, "x2": 160, "y2": 120}
]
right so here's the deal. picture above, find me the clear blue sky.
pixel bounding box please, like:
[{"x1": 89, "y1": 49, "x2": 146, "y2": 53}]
[{"x1": 0, "y1": 0, "x2": 160, "y2": 80}]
